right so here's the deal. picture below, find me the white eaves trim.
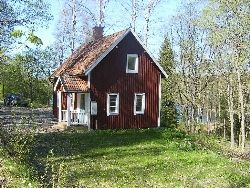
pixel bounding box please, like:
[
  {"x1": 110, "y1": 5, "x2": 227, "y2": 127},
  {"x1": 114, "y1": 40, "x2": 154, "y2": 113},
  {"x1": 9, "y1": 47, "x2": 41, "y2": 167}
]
[
  {"x1": 53, "y1": 77, "x2": 62, "y2": 91},
  {"x1": 130, "y1": 30, "x2": 168, "y2": 78},
  {"x1": 84, "y1": 29, "x2": 168, "y2": 78}
]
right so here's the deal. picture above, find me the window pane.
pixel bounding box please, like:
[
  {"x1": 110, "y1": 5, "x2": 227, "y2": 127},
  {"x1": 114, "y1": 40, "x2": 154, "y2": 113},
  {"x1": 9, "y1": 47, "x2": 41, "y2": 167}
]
[
  {"x1": 109, "y1": 94, "x2": 118, "y2": 114},
  {"x1": 127, "y1": 56, "x2": 136, "y2": 70},
  {"x1": 109, "y1": 95, "x2": 117, "y2": 106},
  {"x1": 136, "y1": 95, "x2": 143, "y2": 111},
  {"x1": 110, "y1": 101, "x2": 116, "y2": 107},
  {"x1": 80, "y1": 94, "x2": 85, "y2": 110},
  {"x1": 110, "y1": 106, "x2": 116, "y2": 113}
]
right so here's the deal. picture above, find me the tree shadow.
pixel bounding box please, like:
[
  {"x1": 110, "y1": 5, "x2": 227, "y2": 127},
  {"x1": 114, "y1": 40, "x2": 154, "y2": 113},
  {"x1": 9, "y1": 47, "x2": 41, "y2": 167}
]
[
  {"x1": 31, "y1": 128, "x2": 165, "y2": 159},
  {"x1": 28, "y1": 128, "x2": 171, "y2": 184}
]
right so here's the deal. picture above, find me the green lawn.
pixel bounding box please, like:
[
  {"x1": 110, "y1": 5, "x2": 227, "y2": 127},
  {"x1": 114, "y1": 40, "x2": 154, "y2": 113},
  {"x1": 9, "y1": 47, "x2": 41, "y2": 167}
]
[
  {"x1": 0, "y1": 146, "x2": 38, "y2": 188},
  {"x1": 1, "y1": 128, "x2": 250, "y2": 187},
  {"x1": 31, "y1": 128, "x2": 250, "y2": 187}
]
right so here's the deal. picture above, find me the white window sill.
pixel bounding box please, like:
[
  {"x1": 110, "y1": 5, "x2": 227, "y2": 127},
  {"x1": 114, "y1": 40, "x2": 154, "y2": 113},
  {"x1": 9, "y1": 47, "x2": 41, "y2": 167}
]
[
  {"x1": 134, "y1": 112, "x2": 144, "y2": 115},
  {"x1": 108, "y1": 112, "x2": 119, "y2": 116},
  {"x1": 126, "y1": 70, "x2": 138, "y2": 74}
]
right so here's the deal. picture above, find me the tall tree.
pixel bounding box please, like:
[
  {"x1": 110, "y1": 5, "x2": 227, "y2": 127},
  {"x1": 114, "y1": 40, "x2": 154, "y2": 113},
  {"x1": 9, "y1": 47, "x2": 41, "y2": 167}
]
[{"x1": 159, "y1": 36, "x2": 178, "y2": 127}]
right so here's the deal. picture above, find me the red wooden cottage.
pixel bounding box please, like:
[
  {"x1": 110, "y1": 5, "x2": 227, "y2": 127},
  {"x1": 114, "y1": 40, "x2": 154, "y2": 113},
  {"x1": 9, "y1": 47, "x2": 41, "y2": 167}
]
[{"x1": 50, "y1": 27, "x2": 167, "y2": 129}]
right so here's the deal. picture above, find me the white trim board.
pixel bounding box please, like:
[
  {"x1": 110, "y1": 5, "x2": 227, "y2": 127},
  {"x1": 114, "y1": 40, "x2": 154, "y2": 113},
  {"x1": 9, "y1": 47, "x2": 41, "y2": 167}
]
[
  {"x1": 53, "y1": 77, "x2": 62, "y2": 91},
  {"x1": 84, "y1": 29, "x2": 167, "y2": 78},
  {"x1": 107, "y1": 93, "x2": 119, "y2": 116},
  {"x1": 158, "y1": 74, "x2": 162, "y2": 127}
]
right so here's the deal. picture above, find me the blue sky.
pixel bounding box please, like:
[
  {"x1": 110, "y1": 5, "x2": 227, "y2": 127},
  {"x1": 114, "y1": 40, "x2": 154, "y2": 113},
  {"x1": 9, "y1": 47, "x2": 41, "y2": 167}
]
[{"x1": 36, "y1": 0, "x2": 182, "y2": 55}]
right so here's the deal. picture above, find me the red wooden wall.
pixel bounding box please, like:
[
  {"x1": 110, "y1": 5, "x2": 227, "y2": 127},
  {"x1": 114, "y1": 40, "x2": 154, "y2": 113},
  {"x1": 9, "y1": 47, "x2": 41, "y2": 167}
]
[{"x1": 90, "y1": 32, "x2": 160, "y2": 129}]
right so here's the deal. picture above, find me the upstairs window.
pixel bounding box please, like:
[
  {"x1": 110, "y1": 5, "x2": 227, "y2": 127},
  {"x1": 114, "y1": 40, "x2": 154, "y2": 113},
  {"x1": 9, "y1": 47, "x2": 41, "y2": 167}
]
[
  {"x1": 134, "y1": 93, "x2": 145, "y2": 115},
  {"x1": 126, "y1": 54, "x2": 138, "y2": 73},
  {"x1": 107, "y1": 93, "x2": 119, "y2": 116}
]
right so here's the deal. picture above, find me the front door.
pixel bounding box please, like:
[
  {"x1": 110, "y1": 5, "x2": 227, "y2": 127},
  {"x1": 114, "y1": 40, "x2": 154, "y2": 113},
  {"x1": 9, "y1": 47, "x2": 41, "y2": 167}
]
[{"x1": 77, "y1": 93, "x2": 88, "y2": 124}]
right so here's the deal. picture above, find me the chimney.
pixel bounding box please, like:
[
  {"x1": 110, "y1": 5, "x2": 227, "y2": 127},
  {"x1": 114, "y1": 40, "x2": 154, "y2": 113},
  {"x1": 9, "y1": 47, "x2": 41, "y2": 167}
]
[{"x1": 92, "y1": 26, "x2": 104, "y2": 40}]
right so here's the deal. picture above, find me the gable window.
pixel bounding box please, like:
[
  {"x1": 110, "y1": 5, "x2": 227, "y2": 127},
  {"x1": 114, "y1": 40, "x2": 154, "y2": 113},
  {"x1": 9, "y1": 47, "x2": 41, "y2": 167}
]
[
  {"x1": 126, "y1": 54, "x2": 138, "y2": 73},
  {"x1": 134, "y1": 93, "x2": 145, "y2": 115},
  {"x1": 107, "y1": 93, "x2": 119, "y2": 116}
]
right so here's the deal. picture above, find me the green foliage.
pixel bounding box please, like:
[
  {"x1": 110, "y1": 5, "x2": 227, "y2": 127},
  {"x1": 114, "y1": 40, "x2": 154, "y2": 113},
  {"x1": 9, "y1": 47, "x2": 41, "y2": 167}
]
[
  {"x1": 10, "y1": 29, "x2": 23, "y2": 38},
  {"x1": 27, "y1": 33, "x2": 43, "y2": 45},
  {"x1": 161, "y1": 100, "x2": 178, "y2": 128},
  {"x1": 1, "y1": 48, "x2": 53, "y2": 105},
  {"x1": 159, "y1": 36, "x2": 178, "y2": 128},
  {"x1": 159, "y1": 37, "x2": 175, "y2": 74}
]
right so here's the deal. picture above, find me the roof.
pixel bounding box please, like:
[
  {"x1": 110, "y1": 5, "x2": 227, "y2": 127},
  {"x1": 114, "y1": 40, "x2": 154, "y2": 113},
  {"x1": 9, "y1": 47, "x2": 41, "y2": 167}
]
[
  {"x1": 54, "y1": 75, "x2": 88, "y2": 92},
  {"x1": 50, "y1": 28, "x2": 167, "y2": 79},
  {"x1": 50, "y1": 29, "x2": 128, "y2": 78}
]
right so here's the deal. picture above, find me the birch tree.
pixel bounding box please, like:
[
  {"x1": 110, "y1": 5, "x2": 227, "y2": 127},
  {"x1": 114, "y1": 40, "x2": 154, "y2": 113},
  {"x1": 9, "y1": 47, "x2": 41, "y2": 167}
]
[
  {"x1": 143, "y1": 0, "x2": 161, "y2": 46},
  {"x1": 54, "y1": 0, "x2": 96, "y2": 63},
  {"x1": 199, "y1": 0, "x2": 250, "y2": 149}
]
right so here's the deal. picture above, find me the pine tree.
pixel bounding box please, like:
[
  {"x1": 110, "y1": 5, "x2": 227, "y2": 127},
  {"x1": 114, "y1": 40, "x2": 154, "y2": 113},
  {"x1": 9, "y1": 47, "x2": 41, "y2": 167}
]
[{"x1": 159, "y1": 36, "x2": 178, "y2": 128}]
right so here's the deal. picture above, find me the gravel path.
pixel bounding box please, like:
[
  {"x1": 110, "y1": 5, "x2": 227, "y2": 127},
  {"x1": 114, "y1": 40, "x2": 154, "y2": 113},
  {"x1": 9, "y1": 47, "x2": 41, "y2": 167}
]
[{"x1": 0, "y1": 107, "x2": 58, "y2": 132}]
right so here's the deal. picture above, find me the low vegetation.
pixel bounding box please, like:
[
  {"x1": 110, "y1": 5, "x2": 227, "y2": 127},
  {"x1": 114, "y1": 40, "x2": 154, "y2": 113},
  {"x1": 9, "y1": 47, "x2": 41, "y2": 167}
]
[
  {"x1": 1, "y1": 128, "x2": 250, "y2": 187},
  {"x1": 0, "y1": 146, "x2": 38, "y2": 187}
]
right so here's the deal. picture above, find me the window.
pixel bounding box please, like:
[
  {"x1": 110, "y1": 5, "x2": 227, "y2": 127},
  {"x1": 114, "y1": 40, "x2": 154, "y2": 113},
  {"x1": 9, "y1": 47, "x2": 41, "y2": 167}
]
[
  {"x1": 80, "y1": 94, "x2": 85, "y2": 110},
  {"x1": 134, "y1": 93, "x2": 145, "y2": 115},
  {"x1": 107, "y1": 93, "x2": 119, "y2": 115},
  {"x1": 126, "y1": 54, "x2": 138, "y2": 73}
]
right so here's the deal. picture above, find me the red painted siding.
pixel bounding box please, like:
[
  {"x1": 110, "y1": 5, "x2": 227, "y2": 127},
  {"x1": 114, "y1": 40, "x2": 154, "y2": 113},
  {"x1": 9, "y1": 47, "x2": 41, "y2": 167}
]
[{"x1": 90, "y1": 32, "x2": 160, "y2": 129}]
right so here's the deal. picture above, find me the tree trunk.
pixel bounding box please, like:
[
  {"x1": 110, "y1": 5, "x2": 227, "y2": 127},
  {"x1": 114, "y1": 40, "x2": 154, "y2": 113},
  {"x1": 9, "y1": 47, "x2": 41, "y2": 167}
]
[
  {"x1": 71, "y1": 0, "x2": 76, "y2": 54},
  {"x1": 131, "y1": 0, "x2": 137, "y2": 31},
  {"x1": 236, "y1": 69, "x2": 245, "y2": 150},
  {"x1": 207, "y1": 108, "x2": 209, "y2": 134},
  {"x1": 2, "y1": 84, "x2": 4, "y2": 98},
  {"x1": 228, "y1": 76, "x2": 234, "y2": 148},
  {"x1": 223, "y1": 118, "x2": 226, "y2": 139}
]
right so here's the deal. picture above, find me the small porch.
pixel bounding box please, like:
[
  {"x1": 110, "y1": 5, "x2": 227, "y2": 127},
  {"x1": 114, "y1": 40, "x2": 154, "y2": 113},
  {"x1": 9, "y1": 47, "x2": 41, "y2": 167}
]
[
  {"x1": 58, "y1": 92, "x2": 91, "y2": 128},
  {"x1": 54, "y1": 75, "x2": 91, "y2": 129}
]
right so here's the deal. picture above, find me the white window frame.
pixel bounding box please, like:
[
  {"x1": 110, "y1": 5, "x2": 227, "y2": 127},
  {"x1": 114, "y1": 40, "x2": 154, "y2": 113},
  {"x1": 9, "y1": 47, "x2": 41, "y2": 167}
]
[
  {"x1": 134, "y1": 93, "x2": 145, "y2": 115},
  {"x1": 107, "y1": 93, "x2": 119, "y2": 116},
  {"x1": 126, "y1": 54, "x2": 138, "y2": 73}
]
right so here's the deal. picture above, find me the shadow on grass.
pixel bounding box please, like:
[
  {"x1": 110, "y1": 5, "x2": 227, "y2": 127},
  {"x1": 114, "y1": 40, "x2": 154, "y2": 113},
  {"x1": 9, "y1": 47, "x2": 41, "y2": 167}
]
[
  {"x1": 31, "y1": 128, "x2": 167, "y2": 158},
  {"x1": 28, "y1": 128, "x2": 178, "y2": 183}
]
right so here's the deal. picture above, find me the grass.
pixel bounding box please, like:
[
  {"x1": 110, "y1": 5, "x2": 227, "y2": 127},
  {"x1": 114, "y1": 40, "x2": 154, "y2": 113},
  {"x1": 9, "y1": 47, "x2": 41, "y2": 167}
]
[
  {"x1": 0, "y1": 146, "x2": 38, "y2": 187},
  {"x1": 2, "y1": 128, "x2": 250, "y2": 187}
]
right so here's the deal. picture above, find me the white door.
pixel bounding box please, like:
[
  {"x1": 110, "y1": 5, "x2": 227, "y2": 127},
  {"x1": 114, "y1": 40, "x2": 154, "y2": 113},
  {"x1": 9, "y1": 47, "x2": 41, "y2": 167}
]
[{"x1": 78, "y1": 93, "x2": 88, "y2": 124}]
